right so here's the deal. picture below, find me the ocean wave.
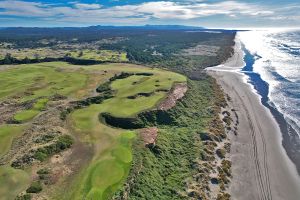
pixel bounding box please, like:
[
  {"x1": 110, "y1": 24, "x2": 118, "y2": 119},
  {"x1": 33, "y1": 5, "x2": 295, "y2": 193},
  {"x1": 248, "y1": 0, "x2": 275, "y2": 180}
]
[{"x1": 238, "y1": 30, "x2": 300, "y2": 136}]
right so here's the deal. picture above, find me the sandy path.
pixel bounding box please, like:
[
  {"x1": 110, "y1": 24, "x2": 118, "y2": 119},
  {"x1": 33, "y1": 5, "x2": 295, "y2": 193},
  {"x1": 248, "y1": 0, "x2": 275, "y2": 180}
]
[{"x1": 206, "y1": 36, "x2": 300, "y2": 200}]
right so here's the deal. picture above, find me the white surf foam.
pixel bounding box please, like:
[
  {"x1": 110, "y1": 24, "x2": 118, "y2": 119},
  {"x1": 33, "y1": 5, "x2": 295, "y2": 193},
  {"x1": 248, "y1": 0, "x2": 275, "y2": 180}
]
[{"x1": 238, "y1": 29, "x2": 300, "y2": 136}]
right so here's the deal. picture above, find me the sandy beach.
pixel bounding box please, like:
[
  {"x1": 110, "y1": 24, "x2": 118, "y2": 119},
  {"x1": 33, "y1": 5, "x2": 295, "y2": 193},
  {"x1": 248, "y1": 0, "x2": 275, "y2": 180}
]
[{"x1": 207, "y1": 37, "x2": 300, "y2": 200}]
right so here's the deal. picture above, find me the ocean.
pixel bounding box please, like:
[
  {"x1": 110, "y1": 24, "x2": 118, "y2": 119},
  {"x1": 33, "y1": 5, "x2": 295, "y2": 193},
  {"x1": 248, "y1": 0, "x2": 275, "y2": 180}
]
[{"x1": 238, "y1": 29, "x2": 300, "y2": 172}]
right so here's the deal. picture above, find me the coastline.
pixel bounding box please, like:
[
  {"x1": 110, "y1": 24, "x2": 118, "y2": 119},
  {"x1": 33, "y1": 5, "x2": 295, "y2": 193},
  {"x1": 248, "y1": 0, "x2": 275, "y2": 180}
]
[
  {"x1": 240, "y1": 43, "x2": 300, "y2": 175},
  {"x1": 206, "y1": 36, "x2": 300, "y2": 199}
]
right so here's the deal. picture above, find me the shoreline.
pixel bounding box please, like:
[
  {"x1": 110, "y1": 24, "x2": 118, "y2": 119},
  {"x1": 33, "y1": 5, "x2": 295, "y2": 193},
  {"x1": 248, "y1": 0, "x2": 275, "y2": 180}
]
[
  {"x1": 240, "y1": 44, "x2": 300, "y2": 176},
  {"x1": 206, "y1": 35, "x2": 300, "y2": 199}
]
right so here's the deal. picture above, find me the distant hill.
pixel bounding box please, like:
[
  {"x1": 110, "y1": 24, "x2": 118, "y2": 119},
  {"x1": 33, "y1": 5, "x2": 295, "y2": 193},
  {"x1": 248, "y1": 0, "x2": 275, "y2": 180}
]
[
  {"x1": 89, "y1": 25, "x2": 205, "y2": 30},
  {"x1": 0, "y1": 25, "x2": 239, "y2": 43},
  {"x1": 0, "y1": 25, "x2": 206, "y2": 41},
  {"x1": 0, "y1": 25, "x2": 204, "y2": 31}
]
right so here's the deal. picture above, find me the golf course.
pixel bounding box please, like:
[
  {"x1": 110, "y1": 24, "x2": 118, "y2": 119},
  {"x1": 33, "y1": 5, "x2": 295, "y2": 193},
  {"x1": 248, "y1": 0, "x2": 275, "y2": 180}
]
[{"x1": 0, "y1": 61, "x2": 186, "y2": 199}]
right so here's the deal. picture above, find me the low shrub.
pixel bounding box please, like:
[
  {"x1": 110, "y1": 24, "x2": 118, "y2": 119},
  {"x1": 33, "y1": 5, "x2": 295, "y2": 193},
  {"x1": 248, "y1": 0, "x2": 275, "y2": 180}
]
[
  {"x1": 135, "y1": 72, "x2": 153, "y2": 76},
  {"x1": 76, "y1": 91, "x2": 113, "y2": 107},
  {"x1": 34, "y1": 134, "x2": 55, "y2": 143},
  {"x1": 34, "y1": 151, "x2": 48, "y2": 162},
  {"x1": 109, "y1": 72, "x2": 134, "y2": 82},
  {"x1": 96, "y1": 82, "x2": 111, "y2": 93},
  {"x1": 216, "y1": 148, "x2": 226, "y2": 159},
  {"x1": 37, "y1": 168, "x2": 50, "y2": 175},
  {"x1": 15, "y1": 194, "x2": 31, "y2": 200},
  {"x1": 60, "y1": 107, "x2": 73, "y2": 120},
  {"x1": 37, "y1": 168, "x2": 50, "y2": 180},
  {"x1": 33, "y1": 135, "x2": 74, "y2": 161},
  {"x1": 56, "y1": 135, "x2": 73, "y2": 150},
  {"x1": 26, "y1": 181, "x2": 42, "y2": 193}
]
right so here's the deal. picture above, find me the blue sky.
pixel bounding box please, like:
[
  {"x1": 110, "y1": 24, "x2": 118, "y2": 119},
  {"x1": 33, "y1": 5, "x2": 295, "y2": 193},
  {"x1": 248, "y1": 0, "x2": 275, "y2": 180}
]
[{"x1": 0, "y1": 0, "x2": 300, "y2": 28}]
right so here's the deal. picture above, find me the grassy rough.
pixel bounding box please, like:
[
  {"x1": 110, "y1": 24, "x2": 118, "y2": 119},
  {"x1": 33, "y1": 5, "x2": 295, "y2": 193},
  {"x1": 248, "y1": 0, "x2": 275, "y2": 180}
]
[
  {"x1": 0, "y1": 48, "x2": 128, "y2": 63},
  {"x1": 0, "y1": 166, "x2": 30, "y2": 200},
  {"x1": 0, "y1": 125, "x2": 25, "y2": 157},
  {"x1": 69, "y1": 50, "x2": 128, "y2": 62}
]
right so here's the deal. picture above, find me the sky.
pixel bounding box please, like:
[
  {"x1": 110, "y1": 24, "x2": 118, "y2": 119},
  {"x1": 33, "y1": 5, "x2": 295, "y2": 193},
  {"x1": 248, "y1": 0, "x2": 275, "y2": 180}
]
[{"x1": 0, "y1": 0, "x2": 300, "y2": 28}]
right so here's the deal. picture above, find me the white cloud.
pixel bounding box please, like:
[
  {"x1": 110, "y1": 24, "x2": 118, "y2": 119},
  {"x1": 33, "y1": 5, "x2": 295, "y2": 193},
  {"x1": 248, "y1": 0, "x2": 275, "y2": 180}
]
[
  {"x1": 0, "y1": 0, "x2": 298, "y2": 25},
  {"x1": 74, "y1": 3, "x2": 102, "y2": 10}
]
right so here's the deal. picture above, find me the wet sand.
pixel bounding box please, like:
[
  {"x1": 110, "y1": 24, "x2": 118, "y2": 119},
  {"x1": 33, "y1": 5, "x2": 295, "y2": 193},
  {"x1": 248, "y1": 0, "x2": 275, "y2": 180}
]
[{"x1": 206, "y1": 37, "x2": 300, "y2": 200}]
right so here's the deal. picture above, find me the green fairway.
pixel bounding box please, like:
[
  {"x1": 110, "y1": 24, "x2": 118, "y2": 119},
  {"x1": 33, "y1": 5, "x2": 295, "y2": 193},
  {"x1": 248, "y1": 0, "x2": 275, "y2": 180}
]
[
  {"x1": 0, "y1": 166, "x2": 30, "y2": 200},
  {"x1": 102, "y1": 92, "x2": 166, "y2": 117},
  {"x1": 0, "y1": 63, "x2": 87, "y2": 101},
  {"x1": 0, "y1": 125, "x2": 25, "y2": 157}
]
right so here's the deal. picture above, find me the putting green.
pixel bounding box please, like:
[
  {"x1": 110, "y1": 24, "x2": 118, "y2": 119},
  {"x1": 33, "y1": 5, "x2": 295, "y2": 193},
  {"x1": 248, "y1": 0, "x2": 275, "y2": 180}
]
[
  {"x1": 88, "y1": 131, "x2": 135, "y2": 199},
  {"x1": 86, "y1": 160, "x2": 125, "y2": 199},
  {"x1": 112, "y1": 146, "x2": 133, "y2": 163}
]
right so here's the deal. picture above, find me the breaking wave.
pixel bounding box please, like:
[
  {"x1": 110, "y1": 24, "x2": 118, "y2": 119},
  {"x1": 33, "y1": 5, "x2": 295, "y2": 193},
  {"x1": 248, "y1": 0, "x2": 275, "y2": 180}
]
[{"x1": 239, "y1": 29, "x2": 300, "y2": 136}]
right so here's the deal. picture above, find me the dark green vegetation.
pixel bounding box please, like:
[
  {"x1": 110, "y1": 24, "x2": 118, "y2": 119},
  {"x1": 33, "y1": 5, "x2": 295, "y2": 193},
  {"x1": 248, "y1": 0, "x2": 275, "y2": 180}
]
[
  {"x1": 26, "y1": 181, "x2": 43, "y2": 193},
  {"x1": 101, "y1": 31, "x2": 234, "y2": 79},
  {"x1": 33, "y1": 135, "x2": 73, "y2": 162},
  {"x1": 11, "y1": 135, "x2": 74, "y2": 168},
  {"x1": 112, "y1": 78, "x2": 228, "y2": 199},
  {"x1": 0, "y1": 27, "x2": 235, "y2": 80},
  {"x1": 15, "y1": 194, "x2": 31, "y2": 200}
]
